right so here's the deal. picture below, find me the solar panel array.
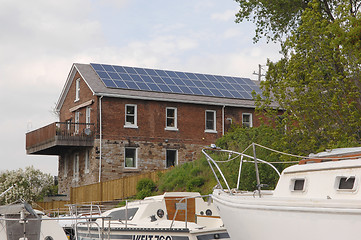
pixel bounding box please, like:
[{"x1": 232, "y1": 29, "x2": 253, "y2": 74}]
[{"x1": 90, "y1": 63, "x2": 262, "y2": 100}]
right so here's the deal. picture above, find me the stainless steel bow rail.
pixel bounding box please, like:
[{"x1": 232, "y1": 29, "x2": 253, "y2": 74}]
[{"x1": 202, "y1": 143, "x2": 282, "y2": 197}]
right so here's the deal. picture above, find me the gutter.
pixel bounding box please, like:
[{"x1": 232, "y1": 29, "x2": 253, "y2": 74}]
[
  {"x1": 222, "y1": 105, "x2": 225, "y2": 136},
  {"x1": 92, "y1": 92, "x2": 261, "y2": 109},
  {"x1": 98, "y1": 95, "x2": 103, "y2": 182}
]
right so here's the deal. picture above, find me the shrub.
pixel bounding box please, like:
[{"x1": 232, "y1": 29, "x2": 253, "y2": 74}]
[{"x1": 136, "y1": 178, "x2": 156, "y2": 199}]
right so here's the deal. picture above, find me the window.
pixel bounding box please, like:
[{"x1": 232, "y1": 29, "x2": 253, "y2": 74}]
[
  {"x1": 108, "y1": 208, "x2": 139, "y2": 221},
  {"x1": 63, "y1": 156, "x2": 68, "y2": 177},
  {"x1": 166, "y1": 150, "x2": 177, "y2": 168},
  {"x1": 86, "y1": 107, "x2": 91, "y2": 129},
  {"x1": 337, "y1": 176, "x2": 356, "y2": 190},
  {"x1": 165, "y1": 107, "x2": 178, "y2": 130},
  {"x1": 75, "y1": 78, "x2": 80, "y2": 102},
  {"x1": 205, "y1": 110, "x2": 216, "y2": 132},
  {"x1": 74, "y1": 111, "x2": 80, "y2": 134},
  {"x1": 242, "y1": 113, "x2": 253, "y2": 127},
  {"x1": 125, "y1": 148, "x2": 137, "y2": 168},
  {"x1": 73, "y1": 153, "x2": 79, "y2": 181},
  {"x1": 85, "y1": 149, "x2": 90, "y2": 173},
  {"x1": 293, "y1": 179, "x2": 305, "y2": 191},
  {"x1": 125, "y1": 104, "x2": 137, "y2": 128},
  {"x1": 290, "y1": 178, "x2": 306, "y2": 192}
]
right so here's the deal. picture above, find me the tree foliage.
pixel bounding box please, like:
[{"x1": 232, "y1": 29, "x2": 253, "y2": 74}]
[
  {"x1": 156, "y1": 125, "x2": 297, "y2": 194},
  {"x1": 236, "y1": 0, "x2": 361, "y2": 151},
  {"x1": 235, "y1": 0, "x2": 360, "y2": 42},
  {"x1": 0, "y1": 166, "x2": 56, "y2": 204}
]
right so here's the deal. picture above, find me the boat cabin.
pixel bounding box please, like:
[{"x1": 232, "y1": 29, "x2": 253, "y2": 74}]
[{"x1": 273, "y1": 147, "x2": 361, "y2": 200}]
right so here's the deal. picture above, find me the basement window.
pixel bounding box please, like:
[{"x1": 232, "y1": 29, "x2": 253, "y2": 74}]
[
  {"x1": 125, "y1": 148, "x2": 137, "y2": 168},
  {"x1": 73, "y1": 153, "x2": 79, "y2": 181},
  {"x1": 166, "y1": 150, "x2": 177, "y2": 168}
]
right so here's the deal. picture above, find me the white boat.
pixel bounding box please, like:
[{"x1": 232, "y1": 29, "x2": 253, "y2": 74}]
[
  {"x1": 0, "y1": 201, "x2": 68, "y2": 240},
  {"x1": 203, "y1": 144, "x2": 361, "y2": 240},
  {"x1": 75, "y1": 192, "x2": 230, "y2": 240}
]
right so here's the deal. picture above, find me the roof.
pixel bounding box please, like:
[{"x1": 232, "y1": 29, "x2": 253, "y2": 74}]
[{"x1": 56, "y1": 63, "x2": 276, "y2": 111}]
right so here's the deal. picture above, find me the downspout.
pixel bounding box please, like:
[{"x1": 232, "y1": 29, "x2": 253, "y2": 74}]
[
  {"x1": 222, "y1": 105, "x2": 225, "y2": 136},
  {"x1": 98, "y1": 96, "x2": 103, "y2": 182}
]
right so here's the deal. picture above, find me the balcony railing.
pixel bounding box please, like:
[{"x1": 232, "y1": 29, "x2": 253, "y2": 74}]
[{"x1": 26, "y1": 122, "x2": 95, "y2": 155}]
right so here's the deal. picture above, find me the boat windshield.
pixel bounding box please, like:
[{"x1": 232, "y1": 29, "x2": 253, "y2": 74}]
[{"x1": 107, "y1": 208, "x2": 138, "y2": 221}]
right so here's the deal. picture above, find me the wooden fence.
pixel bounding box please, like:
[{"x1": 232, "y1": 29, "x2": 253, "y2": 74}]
[
  {"x1": 34, "y1": 200, "x2": 71, "y2": 213},
  {"x1": 35, "y1": 169, "x2": 168, "y2": 212}
]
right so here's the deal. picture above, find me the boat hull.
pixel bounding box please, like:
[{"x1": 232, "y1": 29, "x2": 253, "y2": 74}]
[
  {"x1": 213, "y1": 189, "x2": 361, "y2": 240},
  {"x1": 76, "y1": 227, "x2": 230, "y2": 240}
]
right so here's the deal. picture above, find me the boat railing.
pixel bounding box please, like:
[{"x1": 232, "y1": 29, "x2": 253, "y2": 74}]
[
  {"x1": 202, "y1": 143, "x2": 282, "y2": 197},
  {"x1": 74, "y1": 216, "x2": 111, "y2": 240}
]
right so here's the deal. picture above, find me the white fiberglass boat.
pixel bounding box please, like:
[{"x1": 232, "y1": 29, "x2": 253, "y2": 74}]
[
  {"x1": 75, "y1": 192, "x2": 230, "y2": 240},
  {"x1": 0, "y1": 201, "x2": 68, "y2": 240},
  {"x1": 203, "y1": 144, "x2": 361, "y2": 240}
]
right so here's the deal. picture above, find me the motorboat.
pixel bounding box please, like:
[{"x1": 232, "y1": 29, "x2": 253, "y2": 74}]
[
  {"x1": 75, "y1": 192, "x2": 230, "y2": 240},
  {"x1": 0, "y1": 200, "x2": 68, "y2": 240},
  {"x1": 203, "y1": 143, "x2": 361, "y2": 240}
]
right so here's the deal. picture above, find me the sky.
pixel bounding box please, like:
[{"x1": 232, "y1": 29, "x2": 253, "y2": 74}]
[{"x1": 0, "y1": 0, "x2": 281, "y2": 176}]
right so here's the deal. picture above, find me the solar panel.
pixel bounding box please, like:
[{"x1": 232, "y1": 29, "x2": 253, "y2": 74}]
[{"x1": 90, "y1": 63, "x2": 261, "y2": 100}]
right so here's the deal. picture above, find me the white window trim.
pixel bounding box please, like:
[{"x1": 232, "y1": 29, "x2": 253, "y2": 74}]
[
  {"x1": 75, "y1": 78, "x2": 80, "y2": 102},
  {"x1": 166, "y1": 149, "x2": 178, "y2": 168},
  {"x1": 290, "y1": 178, "x2": 307, "y2": 192},
  {"x1": 205, "y1": 110, "x2": 217, "y2": 133},
  {"x1": 165, "y1": 107, "x2": 178, "y2": 131},
  {"x1": 124, "y1": 147, "x2": 138, "y2": 169},
  {"x1": 124, "y1": 104, "x2": 138, "y2": 128},
  {"x1": 242, "y1": 113, "x2": 253, "y2": 128},
  {"x1": 75, "y1": 111, "x2": 80, "y2": 134},
  {"x1": 73, "y1": 153, "x2": 79, "y2": 181},
  {"x1": 86, "y1": 107, "x2": 91, "y2": 129},
  {"x1": 85, "y1": 149, "x2": 90, "y2": 174}
]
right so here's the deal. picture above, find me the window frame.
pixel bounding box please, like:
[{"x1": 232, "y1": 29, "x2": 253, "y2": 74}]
[
  {"x1": 86, "y1": 107, "x2": 91, "y2": 129},
  {"x1": 74, "y1": 111, "x2": 80, "y2": 134},
  {"x1": 166, "y1": 149, "x2": 178, "y2": 168},
  {"x1": 124, "y1": 104, "x2": 138, "y2": 128},
  {"x1": 290, "y1": 178, "x2": 306, "y2": 192},
  {"x1": 85, "y1": 149, "x2": 90, "y2": 174},
  {"x1": 335, "y1": 176, "x2": 357, "y2": 192},
  {"x1": 165, "y1": 107, "x2": 178, "y2": 131},
  {"x1": 124, "y1": 147, "x2": 137, "y2": 169},
  {"x1": 75, "y1": 78, "x2": 80, "y2": 102},
  {"x1": 242, "y1": 113, "x2": 253, "y2": 128},
  {"x1": 205, "y1": 110, "x2": 217, "y2": 133},
  {"x1": 63, "y1": 156, "x2": 68, "y2": 177},
  {"x1": 73, "y1": 153, "x2": 79, "y2": 181}
]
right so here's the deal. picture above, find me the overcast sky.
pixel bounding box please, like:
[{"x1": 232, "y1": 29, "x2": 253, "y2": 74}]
[{"x1": 0, "y1": 0, "x2": 281, "y2": 176}]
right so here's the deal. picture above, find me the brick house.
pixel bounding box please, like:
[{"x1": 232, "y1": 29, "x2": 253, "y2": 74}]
[{"x1": 26, "y1": 63, "x2": 271, "y2": 195}]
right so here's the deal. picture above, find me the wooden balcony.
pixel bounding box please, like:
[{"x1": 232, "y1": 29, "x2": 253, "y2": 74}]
[{"x1": 26, "y1": 122, "x2": 95, "y2": 155}]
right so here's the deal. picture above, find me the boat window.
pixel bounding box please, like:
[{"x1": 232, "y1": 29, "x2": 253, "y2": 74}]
[
  {"x1": 108, "y1": 208, "x2": 138, "y2": 221},
  {"x1": 291, "y1": 179, "x2": 305, "y2": 191},
  {"x1": 338, "y1": 176, "x2": 355, "y2": 190}
]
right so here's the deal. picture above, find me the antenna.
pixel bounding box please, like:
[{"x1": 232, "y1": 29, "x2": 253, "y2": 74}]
[{"x1": 253, "y1": 64, "x2": 265, "y2": 81}]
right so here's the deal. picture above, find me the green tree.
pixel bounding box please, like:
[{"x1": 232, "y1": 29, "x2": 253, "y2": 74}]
[
  {"x1": 236, "y1": 0, "x2": 361, "y2": 152},
  {"x1": 0, "y1": 166, "x2": 57, "y2": 204},
  {"x1": 234, "y1": 0, "x2": 360, "y2": 42}
]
